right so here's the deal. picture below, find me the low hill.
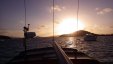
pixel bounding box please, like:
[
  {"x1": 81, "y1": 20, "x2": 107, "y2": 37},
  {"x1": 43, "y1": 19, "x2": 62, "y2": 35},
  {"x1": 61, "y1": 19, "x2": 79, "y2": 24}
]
[
  {"x1": 60, "y1": 30, "x2": 96, "y2": 37},
  {"x1": 0, "y1": 35, "x2": 11, "y2": 39}
]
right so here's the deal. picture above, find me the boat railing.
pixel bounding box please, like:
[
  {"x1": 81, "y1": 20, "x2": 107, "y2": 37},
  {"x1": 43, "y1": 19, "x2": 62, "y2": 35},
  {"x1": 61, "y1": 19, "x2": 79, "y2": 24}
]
[{"x1": 52, "y1": 41, "x2": 73, "y2": 64}]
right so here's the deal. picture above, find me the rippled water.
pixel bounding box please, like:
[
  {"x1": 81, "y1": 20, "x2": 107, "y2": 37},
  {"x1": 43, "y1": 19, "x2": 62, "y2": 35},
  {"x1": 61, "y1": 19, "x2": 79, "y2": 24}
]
[
  {"x1": 0, "y1": 36, "x2": 113, "y2": 64},
  {"x1": 55, "y1": 36, "x2": 113, "y2": 63}
]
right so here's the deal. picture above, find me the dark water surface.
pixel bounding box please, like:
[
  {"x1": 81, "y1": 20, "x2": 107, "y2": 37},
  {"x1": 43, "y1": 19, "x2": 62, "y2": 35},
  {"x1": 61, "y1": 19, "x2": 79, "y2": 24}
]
[{"x1": 0, "y1": 36, "x2": 113, "y2": 64}]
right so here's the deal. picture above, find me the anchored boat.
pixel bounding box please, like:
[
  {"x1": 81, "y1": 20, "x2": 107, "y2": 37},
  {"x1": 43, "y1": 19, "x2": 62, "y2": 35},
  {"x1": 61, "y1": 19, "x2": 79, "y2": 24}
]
[{"x1": 84, "y1": 34, "x2": 97, "y2": 41}]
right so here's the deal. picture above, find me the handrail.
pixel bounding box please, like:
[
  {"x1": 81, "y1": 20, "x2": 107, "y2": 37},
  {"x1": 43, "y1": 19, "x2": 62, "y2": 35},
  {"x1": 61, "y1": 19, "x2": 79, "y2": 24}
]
[{"x1": 52, "y1": 41, "x2": 73, "y2": 64}]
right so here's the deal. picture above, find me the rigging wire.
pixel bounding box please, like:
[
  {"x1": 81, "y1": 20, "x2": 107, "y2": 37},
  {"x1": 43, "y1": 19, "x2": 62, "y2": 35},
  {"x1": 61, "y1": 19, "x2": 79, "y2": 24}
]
[
  {"x1": 77, "y1": 0, "x2": 79, "y2": 31},
  {"x1": 53, "y1": 0, "x2": 55, "y2": 42},
  {"x1": 24, "y1": 0, "x2": 27, "y2": 26}
]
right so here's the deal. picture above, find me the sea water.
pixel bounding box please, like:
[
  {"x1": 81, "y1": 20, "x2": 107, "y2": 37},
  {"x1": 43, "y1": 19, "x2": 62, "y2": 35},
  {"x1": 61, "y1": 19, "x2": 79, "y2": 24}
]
[{"x1": 0, "y1": 36, "x2": 113, "y2": 64}]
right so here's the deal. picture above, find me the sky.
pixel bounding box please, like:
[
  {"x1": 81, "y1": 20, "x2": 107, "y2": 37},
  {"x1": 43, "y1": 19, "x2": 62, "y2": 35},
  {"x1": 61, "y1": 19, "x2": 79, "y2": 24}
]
[{"x1": 0, "y1": 0, "x2": 113, "y2": 37}]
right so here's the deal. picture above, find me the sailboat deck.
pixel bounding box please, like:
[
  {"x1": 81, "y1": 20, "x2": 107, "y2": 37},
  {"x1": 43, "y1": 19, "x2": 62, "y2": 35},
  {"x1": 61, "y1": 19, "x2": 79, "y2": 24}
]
[{"x1": 8, "y1": 47, "x2": 99, "y2": 64}]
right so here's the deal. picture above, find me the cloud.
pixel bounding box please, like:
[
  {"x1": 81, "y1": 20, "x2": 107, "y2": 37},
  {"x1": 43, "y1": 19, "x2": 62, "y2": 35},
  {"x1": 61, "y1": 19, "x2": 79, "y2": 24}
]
[
  {"x1": 38, "y1": 25, "x2": 49, "y2": 29},
  {"x1": 0, "y1": 30, "x2": 23, "y2": 37},
  {"x1": 54, "y1": 20, "x2": 60, "y2": 24},
  {"x1": 0, "y1": 30, "x2": 8, "y2": 35},
  {"x1": 97, "y1": 11, "x2": 104, "y2": 15},
  {"x1": 51, "y1": 5, "x2": 61, "y2": 11},
  {"x1": 110, "y1": 26, "x2": 113, "y2": 28},
  {"x1": 50, "y1": 5, "x2": 66, "y2": 12},
  {"x1": 96, "y1": 8, "x2": 113, "y2": 15},
  {"x1": 103, "y1": 8, "x2": 113, "y2": 12},
  {"x1": 40, "y1": 25, "x2": 45, "y2": 28},
  {"x1": 95, "y1": 8, "x2": 99, "y2": 11}
]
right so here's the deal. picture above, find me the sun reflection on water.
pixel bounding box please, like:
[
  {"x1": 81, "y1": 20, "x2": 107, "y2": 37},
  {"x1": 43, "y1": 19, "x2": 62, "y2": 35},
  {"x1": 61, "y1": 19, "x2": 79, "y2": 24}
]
[{"x1": 66, "y1": 37, "x2": 77, "y2": 48}]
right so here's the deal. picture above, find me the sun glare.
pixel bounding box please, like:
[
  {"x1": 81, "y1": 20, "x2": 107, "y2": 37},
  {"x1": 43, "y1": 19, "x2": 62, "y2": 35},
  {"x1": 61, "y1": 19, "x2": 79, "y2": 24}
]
[{"x1": 57, "y1": 18, "x2": 85, "y2": 35}]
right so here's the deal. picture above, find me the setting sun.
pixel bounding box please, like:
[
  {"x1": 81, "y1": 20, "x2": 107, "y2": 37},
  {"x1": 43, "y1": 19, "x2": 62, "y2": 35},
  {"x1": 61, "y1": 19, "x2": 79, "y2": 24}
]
[{"x1": 56, "y1": 18, "x2": 85, "y2": 35}]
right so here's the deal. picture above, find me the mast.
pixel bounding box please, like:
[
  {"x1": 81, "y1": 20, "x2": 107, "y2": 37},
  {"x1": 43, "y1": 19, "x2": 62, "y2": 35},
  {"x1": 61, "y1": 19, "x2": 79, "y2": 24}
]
[{"x1": 23, "y1": 0, "x2": 28, "y2": 63}]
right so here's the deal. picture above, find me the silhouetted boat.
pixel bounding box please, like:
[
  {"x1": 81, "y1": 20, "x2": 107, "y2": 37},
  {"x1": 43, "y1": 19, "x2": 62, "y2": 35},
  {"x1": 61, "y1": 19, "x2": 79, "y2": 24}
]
[{"x1": 84, "y1": 34, "x2": 97, "y2": 41}]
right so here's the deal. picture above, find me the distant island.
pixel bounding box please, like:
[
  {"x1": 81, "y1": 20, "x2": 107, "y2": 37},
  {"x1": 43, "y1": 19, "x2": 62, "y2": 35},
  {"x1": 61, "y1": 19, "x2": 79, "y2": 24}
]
[
  {"x1": 0, "y1": 35, "x2": 11, "y2": 39},
  {"x1": 59, "y1": 30, "x2": 95, "y2": 37},
  {"x1": 59, "y1": 30, "x2": 113, "y2": 37}
]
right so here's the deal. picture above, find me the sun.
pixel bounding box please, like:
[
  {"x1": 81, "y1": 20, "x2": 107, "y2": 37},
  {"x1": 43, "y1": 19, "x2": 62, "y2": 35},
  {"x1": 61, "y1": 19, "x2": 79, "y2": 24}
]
[{"x1": 56, "y1": 18, "x2": 85, "y2": 35}]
